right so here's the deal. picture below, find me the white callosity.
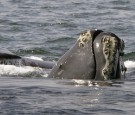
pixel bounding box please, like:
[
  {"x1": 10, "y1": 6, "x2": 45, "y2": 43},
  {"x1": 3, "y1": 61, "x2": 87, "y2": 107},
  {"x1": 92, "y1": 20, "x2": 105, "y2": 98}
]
[
  {"x1": 78, "y1": 30, "x2": 92, "y2": 47},
  {"x1": 102, "y1": 35, "x2": 118, "y2": 80}
]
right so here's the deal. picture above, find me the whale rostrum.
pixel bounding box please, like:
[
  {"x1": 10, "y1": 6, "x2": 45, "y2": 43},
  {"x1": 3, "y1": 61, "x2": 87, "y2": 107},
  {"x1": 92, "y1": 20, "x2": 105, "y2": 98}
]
[{"x1": 48, "y1": 29, "x2": 126, "y2": 80}]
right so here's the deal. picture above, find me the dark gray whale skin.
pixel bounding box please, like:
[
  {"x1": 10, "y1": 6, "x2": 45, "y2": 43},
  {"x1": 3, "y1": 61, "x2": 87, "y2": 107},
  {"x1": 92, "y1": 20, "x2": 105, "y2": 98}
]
[
  {"x1": 48, "y1": 30, "x2": 104, "y2": 79},
  {"x1": 48, "y1": 29, "x2": 126, "y2": 80},
  {"x1": 0, "y1": 49, "x2": 55, "y2": 69}
]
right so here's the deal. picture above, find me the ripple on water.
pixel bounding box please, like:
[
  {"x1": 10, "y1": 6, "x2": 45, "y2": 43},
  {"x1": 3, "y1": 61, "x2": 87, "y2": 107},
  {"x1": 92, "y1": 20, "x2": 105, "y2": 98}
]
[{"x1": 0, "y1": 0, "x2": 135, "y2": 114}]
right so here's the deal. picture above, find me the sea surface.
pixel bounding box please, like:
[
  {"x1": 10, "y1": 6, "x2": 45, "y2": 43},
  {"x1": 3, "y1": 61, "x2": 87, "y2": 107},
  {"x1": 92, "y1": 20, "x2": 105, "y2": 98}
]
[{"x1": 0, "y1": 0, "x2": 135, "y2": 114}]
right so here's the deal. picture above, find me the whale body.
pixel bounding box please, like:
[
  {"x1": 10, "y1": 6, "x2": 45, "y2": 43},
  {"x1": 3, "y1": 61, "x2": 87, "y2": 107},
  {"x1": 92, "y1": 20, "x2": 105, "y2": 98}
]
[{"x1": 48, "y1": 29, "x2": 126, "y2": 80}]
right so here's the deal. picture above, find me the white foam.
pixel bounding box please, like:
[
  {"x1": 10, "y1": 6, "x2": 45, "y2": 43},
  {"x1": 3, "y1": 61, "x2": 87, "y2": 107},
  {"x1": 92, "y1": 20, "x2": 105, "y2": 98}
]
[
  {"x1": 72, "y1": 79, "x2": 95, "y2": 87},
  {"x1": 0, "y1": 65, "x2": 35, "y2": 75},
  {"x1": 72, "y1": 79, "x2": 86, "y2": 84},
  {"x1": 27, "y1": 56, "x2": 43, "y2": 61},
  {"x1": 0, "y1": 56, "x2": 46, "y2": 77},
  {"x1": 124, "y1": 60, "x2": 135, "y2": 68}
]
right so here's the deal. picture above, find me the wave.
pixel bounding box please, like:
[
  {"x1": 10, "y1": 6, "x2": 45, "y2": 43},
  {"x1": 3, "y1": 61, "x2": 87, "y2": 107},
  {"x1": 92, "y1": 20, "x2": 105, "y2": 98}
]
[
  {"x1": 123, "y1": 52, "x2": 135, "y2": 60},
  {"x1": 124, "y1": 60, "x2": 135, "y2": 68},
  {"x1": 46, "y1": 37, "x2": 74, "y2": 43},
  {"x1": 16, "y1": 48, "x2": 51, "y2": 55},
  {"x1": 0, "y1": 56, "x2": 49, "y2": 77}
]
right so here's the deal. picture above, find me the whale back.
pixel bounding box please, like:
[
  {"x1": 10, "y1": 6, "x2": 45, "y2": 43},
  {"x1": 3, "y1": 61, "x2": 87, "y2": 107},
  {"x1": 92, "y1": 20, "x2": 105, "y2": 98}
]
[{"x1": 0, "y1": 49, "x2": 21, "y2": 59}]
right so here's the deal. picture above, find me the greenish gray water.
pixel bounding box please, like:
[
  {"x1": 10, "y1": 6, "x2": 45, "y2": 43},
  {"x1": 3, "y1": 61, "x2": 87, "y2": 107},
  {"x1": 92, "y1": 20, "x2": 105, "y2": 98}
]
[{"x1": 0, "y1": 0, "x2": 135, "y2": 114}]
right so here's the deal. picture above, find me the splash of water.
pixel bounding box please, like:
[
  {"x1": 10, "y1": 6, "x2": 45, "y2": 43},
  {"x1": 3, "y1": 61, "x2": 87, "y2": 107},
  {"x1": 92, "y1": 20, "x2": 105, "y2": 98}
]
[
  {"x1": 124, "y1": 60, "x2": 135, "y2": 68},
  {"x1": 0, "y1": 56, "x2": 48, "y2": 77}
]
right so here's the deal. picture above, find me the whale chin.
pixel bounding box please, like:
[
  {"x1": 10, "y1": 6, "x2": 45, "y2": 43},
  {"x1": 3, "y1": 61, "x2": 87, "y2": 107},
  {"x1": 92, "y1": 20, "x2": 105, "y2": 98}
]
[{"x1": 48, "y1": 29, "x2": 126, "y2": 80}]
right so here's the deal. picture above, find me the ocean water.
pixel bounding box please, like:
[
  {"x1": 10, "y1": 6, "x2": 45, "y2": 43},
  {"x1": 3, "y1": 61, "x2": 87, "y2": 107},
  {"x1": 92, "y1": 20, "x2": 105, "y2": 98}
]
[{"x1": 0, "y1": 0, "x2": 135, "y2": 114}]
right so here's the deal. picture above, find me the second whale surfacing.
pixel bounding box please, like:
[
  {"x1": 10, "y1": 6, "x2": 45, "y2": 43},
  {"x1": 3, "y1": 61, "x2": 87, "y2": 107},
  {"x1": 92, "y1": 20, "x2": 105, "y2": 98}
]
[
  {"x1": 0, "y1": 49, "x2": 55, "y2": 69},
  {"x1": 48, "y1": 29, "x2": 126, "y2": 80}
]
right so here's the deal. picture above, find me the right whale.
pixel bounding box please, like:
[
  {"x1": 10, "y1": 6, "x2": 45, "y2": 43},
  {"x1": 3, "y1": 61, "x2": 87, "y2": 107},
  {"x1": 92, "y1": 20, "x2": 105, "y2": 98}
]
[{"x1": 48, "y1": 29, "x2": 126, "y2": 80}]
